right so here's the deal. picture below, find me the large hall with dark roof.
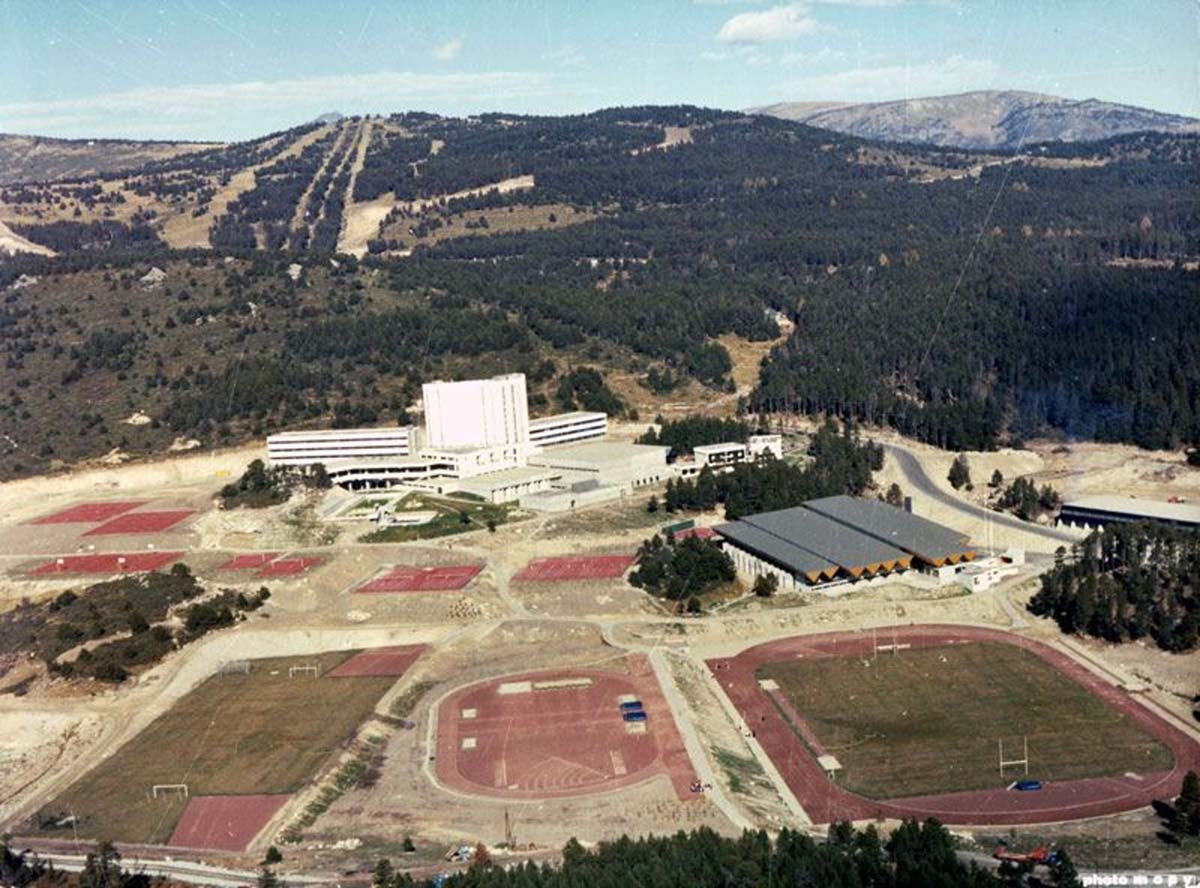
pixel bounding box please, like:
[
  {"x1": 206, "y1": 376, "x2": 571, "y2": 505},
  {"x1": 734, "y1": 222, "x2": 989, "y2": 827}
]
[{"x1": 714, "y1": 495, "x2": 976, "y2": 590}]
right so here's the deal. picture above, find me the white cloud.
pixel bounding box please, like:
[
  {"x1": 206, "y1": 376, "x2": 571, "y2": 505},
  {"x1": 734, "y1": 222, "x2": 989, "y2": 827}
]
[
  {"x1": 716, "y1": 3, "x2": 822, "y2": 43},
  {"x1": 432, "y1": 36, "x2": 464, "y2": 62},
  {"x1": 0, "y1": 70, "x2": 557, "y2": 140},
  {"x1": 782, "y1": 54, "x2": 999, "y2": 101}
]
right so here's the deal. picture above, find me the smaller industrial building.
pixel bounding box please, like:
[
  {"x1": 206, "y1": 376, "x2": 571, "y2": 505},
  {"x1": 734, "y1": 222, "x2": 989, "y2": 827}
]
[
  {"x1": 675, "y1": 434, "x2": 784, "y2": 478},
  {"x1": 1058, "y1": 495, "x2": 1200, "y2": 531},
  {"x1": 528, "y1": 441, "x2": 669, "y2": 490},
  {"x1": 715, "y1": 495, "x2": 976, "y2": 591}
]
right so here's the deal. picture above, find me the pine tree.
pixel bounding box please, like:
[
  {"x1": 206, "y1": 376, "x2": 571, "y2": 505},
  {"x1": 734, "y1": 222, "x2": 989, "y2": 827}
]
[
  {"x1": 948, "y1": 454, "x2": 972, "y2": 490},
  {"x1": 1174, "y1": 769, "x2": 1200, "y2": 836},
  {"x1": 80, "y1": 841, "x2": 122, "y2": 888},
  {"x1": 372, "y1": 858, "x2": 394, "y2": 888}
]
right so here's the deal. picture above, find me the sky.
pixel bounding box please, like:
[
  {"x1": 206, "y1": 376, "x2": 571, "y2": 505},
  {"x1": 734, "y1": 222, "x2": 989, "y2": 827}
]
[{"x1": 0, "y1": 0, "x2": 1196, "y2": 141}]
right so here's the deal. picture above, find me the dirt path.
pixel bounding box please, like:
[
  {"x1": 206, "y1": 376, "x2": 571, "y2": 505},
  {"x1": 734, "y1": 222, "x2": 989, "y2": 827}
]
[
  {"x1": 333, "y1": 118, "x2": 373, "y2": 253},
  {"x1": 161, "y1": 124, "x2": 335, "y2": 249},
  {"x1": 632, "y1": 125, "x2": 694, "y2": 156},
  {"x1": 288, "y1": 121, "x2": 350, "y2": 241},
  {"x1": 0, "y1": 218, "x2": 55, "y2": 256},
  {"x1": 340, "y1": 172, "x2": 536, "y2": 258}
]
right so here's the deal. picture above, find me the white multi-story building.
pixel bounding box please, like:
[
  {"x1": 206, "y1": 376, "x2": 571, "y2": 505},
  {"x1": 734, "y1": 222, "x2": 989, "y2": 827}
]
[
  {"x1": 694, "y1": 442, "x2": 749, "y2": 470},
  {"x1": 422, "y1": 374, "x2": 530, "y2": 451},
  {"x1": 528, "y1": 411, "x2": 608, "y2": 448},
  {"x1": 749, "y1": 434, "x2": 784, "y2": 460},
  {"x1": 266, "y1": 426, "x2": 415, "y2": 466},
  {"x1": 263, "y1": 372, "x2": 652, "y2": 507}
]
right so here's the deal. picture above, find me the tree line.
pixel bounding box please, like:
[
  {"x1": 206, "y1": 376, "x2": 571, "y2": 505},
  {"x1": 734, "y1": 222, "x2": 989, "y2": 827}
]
[
  {"x1": 367, "y1": 820, "x2": 1082, "y2": 888},
  {"x1": 1029, "y1": 523, "x2": 1200, "y2": 652}
]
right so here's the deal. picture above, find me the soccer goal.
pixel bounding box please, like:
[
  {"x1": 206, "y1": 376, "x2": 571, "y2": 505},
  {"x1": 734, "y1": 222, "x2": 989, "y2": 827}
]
[
  {"x1": 217, "y1": 659, "x2": 251, "y2": 676},
  {"x1": 151, "y1": 783, "x2": 189, "y2": 799},
  {"x1": 998, "y1": 736, "x2": 1030, "y2": 777},
  {"x1": 289, "y1": 664, "x2": 320, "y2": 678}
]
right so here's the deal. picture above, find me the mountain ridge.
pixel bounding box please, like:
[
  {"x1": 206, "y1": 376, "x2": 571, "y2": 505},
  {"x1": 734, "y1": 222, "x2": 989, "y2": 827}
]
[{"x1": 748, "y1": 89, "x2": 1200, "y2": 150}]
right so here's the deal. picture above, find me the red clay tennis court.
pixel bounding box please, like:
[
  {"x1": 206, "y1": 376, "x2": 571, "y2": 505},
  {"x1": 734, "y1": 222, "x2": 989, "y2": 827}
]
[
  {"x1": 670, "y1": 527, "x2": 717, "y2": 540},
  {"x1": 218, "y1": 553, "x2": 282, "y2": 570},
  {"x1": 328, "y1": 644, "x2": 427, "y2": 677},
  {"x1": 28, "y1": 552, "x2": 183, "y2": 575},
  {"x1": 168, "y1": 794, "x2": 290, "y2": 852},
  {"x1": 83, "y1": 510, "x2": 196, "y2": 536},
  {"x1": 513, "y1": 554, "x2": 635, "y2": 582},
  {"x1": 30, "y1": 501, "x2": 148, "y2": 525},
  {"x1": 255, "y1": 556, "x2": 323, "y2": 577},
  {"x1": 437, "y1": 656, "x2": 695, "y2": 801},
  {"x1": 356, "y1": 564, "x2": 483, "y2": 593}
]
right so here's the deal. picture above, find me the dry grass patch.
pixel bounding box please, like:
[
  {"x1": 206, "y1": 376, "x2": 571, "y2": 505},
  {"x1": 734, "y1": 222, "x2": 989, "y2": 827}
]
[{"x1": 35, "y1": 651, "x2": 394, "y2": 844}]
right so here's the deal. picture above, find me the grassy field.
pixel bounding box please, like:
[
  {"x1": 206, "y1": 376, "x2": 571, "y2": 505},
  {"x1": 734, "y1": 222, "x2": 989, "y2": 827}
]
[
  {"x1": 36, "y1": 652, "x2": 394, "y2": 844},
  {"x1": 758, "y1": 642, "x2": 1173, "y2": 800}
]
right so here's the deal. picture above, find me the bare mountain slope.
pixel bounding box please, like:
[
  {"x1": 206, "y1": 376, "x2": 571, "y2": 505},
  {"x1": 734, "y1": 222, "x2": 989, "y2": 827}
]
[
  {"x1": 750, "y1": 90, "x2": 1200, "y2": 150},
  {"x1": 0, "y1": 134, "x2": 221, "y2": 185}
]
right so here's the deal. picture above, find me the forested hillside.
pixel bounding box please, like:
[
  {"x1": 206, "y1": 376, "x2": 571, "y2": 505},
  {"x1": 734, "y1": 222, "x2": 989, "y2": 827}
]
[{"x1": 1, "y1": 107, "x2": 1197, "y2": 476}]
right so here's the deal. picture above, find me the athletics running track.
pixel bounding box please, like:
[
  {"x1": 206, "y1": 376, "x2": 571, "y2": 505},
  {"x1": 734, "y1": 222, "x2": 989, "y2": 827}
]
[{"x1": 707, "y1": 625, "x2": 1200, "y2": 826}]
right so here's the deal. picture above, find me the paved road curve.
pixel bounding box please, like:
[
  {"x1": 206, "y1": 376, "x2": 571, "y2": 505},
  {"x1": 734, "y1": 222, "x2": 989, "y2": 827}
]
[{"x1": 881, "y1": 443, "x2": 1079, "y2": 546}]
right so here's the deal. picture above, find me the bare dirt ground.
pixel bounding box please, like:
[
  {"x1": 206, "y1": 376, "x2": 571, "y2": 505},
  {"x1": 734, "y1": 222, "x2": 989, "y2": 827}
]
[
  {"x1": 333, "y1": 118, "x2": 373, "y2": 252},
  {"x1": 0, "y1": 218, "x2": 55, "y2": 256},
  {"x1": 288, "y1": 122, "x2": 353, "y2": 236},
  {"x1": 159, "y1": 124, "x2": 336, "y2": 249},
  {"x1": 631, "y1": 126, "x2": 693, "y2": 156},
  {"x1": 341, "y1": 174, "x2": 537, "y2": 258}
]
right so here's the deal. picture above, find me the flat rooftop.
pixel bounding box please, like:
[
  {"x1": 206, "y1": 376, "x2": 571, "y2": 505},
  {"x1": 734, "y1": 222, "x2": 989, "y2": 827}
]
[
  {"x1": 268, "y1": 425, "x2": 413, "y2": 440},
  {"x1": 528, "y1": 441, "x2": 669, "y2": 466},
  {"x1": 529, "y1": 411, "x2": 607, "y2": 428},
  {"x1": 1061, "y1": 495, "x2": 1200, "y2": 525},
  {"x1": 455, "y1": 465, "x2": 558, "y2": 487}
]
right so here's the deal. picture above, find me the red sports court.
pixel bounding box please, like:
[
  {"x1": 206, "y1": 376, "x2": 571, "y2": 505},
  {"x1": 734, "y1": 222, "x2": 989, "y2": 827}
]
[
  {"x1": 513, "y1": 554, "x2": 635, "y2": 582},
  {"x1": 356, "y1": 564, "x2": 482, "y2": 593},
  {"x1": 28, "y1": 552, "x2": 183, "y2": 575},
  {"x1": 168, "y1": 794, "x2": 290, "y2": 852},
  {"x1": 30, "y1": 501, "x2": 147, "y2": 525},
  {"x1": 256, "y1": 556, "x2": 322, "y2": 577},
  {"x1": 218, "y1": 553, "x2": 282, "y2": 570},
  {"x1": 83, "y1": 510, "x2": 196, "y2": 536},
  {"x1": 437, "y1": 656, "x2": 695, "y2": 800},
  {"x1": 328, "y1": 644, "x2": 427, "y2": 677}
]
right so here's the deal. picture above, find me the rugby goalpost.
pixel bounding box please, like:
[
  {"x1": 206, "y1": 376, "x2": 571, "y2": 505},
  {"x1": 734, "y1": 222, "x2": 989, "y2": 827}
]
[
  {"x1": 998, "y1": 736, "x2": 1030, "y2": 777},
  {"x1": 151, "y1": 783, "x2": 189, "y2": 799},
  {"x1": 289, "y1": 664, "x2": 320, "y2": 678}
]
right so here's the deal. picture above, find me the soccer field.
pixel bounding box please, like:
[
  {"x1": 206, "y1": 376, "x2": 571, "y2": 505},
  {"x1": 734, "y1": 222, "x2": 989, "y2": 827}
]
[
  {"x1": 38, "y1": 652, "x2": 395, "y2": 844},
  {"x1": 757, "y1": 641, "x2": 1174, "y2": 800}
]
